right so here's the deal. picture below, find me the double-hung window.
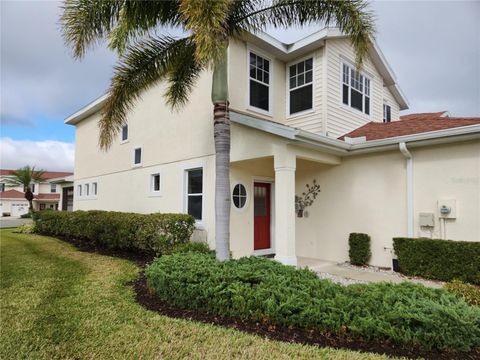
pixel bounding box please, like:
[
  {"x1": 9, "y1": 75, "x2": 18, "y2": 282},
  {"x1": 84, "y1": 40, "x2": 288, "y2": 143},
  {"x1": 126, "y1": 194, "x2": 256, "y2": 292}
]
[
  {"x1": 249, "y1": 52, "x2": 270, "y2": 112},
  {"x1": 383, "y1": 103, "x2": 391, "y2": 122},
  {"x1": 50, "y1": 183, "x2": 56, "y2": 193},
  {"x1": 186, "y1": 168, "x2": 203, "y2": 220},
  {"x1": 342, "y1": 63, "x2": 370, "y2": 115},
  {"x1": 289, "y1": 58, "x2": 313, "y2": 115}
]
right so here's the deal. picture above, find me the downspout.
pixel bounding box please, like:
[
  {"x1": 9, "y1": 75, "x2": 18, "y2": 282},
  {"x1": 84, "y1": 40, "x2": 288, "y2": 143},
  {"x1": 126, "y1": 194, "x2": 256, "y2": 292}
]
[{"x1": 399, "y1": 142, "x2": 414, "y2": 237}]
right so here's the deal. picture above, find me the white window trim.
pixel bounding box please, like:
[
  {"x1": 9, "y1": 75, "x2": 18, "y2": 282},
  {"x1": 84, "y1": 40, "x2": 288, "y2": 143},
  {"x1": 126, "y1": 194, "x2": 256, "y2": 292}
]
[
  {"x1": 246, "y1": 45, "x2": 273, "y2": 117},
  {"x1": 251, "y1": 176, "x2": 275, "y2": 256},
  {"x1": 231, "y1": 182, "x2": 249, "y2": 213},
  {"x1": 184, "y1": 166, "x2": 205, "y2": 226},
  {"x1": 120, "y1": 124, "x2": 129, "y2": 144},
  {"x1": 339, "y1": 59, "x2": 373, "y2": 119},
  {"x1": 149, "y1": 173, "x2": 162, "y2": 197},
  {"x1": 286, "y1": 54, "x2": 316, "y2": 119},
  {"x1": 50, "y1": 183, "x2": 57, "y2": 193},
  {"x1": 132, "y1": 146, "x2": 143, "y2": 167}
]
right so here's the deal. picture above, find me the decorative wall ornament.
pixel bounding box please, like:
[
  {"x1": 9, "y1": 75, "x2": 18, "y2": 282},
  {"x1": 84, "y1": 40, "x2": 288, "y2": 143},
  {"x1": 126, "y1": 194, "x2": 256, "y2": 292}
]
[{"x1": 295, "y1": 179, "x2": 320, "y2": 217}]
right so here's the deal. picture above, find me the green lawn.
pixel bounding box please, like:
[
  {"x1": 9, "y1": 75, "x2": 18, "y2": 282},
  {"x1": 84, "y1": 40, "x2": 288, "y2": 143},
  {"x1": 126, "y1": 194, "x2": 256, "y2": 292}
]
[{"x1": 0, "y1": 229, "x2": 392, "y2": 359}]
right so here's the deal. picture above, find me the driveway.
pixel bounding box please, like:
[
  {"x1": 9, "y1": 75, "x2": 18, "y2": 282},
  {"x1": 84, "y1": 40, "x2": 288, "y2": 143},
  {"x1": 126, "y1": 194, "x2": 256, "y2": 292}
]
[{"x1": 0, "y1": 217, "x2": 32, "y2": 229}]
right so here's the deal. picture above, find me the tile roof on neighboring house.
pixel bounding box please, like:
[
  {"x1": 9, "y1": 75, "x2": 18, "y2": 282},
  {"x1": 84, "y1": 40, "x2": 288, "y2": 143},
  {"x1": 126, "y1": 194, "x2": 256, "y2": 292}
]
[
  {"x1": 0, "y1": 170, "x2": 73, "y2": 180},
  {"x1": 339, "y1": 115, "x2": 480, "y2": 141},
  {"x1": 35, "y1": 193, "x2": 60, "y2": 200},
  {"x1": 400, "y1": 111, "x2": 449, "y2": 121},
  {"x1": 0, "y1": 190, "x2": 26, "y2": 199}
]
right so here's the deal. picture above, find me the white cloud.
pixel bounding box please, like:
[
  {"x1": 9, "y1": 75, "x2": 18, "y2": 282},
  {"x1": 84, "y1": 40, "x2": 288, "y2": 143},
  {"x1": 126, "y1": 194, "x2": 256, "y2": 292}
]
[{"x1": 0, "y1": 137, "x2": 74, "y2": 171}]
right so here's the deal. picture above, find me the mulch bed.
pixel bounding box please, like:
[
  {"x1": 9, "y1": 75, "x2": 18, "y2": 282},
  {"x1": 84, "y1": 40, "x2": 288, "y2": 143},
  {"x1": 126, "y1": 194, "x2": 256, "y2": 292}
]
[{"x1": 51, "y1": 236, "x2": 480, "y2": 360}]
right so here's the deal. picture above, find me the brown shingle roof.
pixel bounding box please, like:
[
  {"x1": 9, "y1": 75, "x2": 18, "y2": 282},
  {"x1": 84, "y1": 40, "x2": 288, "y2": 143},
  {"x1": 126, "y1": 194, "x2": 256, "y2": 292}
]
[
  {"x1": 339, "y1": 116, "x2": 480, "y2": 141},
  {"x1": 35, "y1": 193, "x2": 60, "y2": 200},
  {"x1": 0, "y1": 170, "x2": 73, "y2": 179},
  {"x1": 400, "y1": 111, "x2": 449, "y2": 121},
  {"x1": 0, "y1": 190, "x2": 25, "y2": 199}
]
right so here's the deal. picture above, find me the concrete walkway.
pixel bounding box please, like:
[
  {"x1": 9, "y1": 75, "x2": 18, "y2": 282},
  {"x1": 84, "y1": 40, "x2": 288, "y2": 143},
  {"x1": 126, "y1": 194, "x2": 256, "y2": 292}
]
[
  {"x1": 298, "y1": 257, "x2": 443, "y2": 288},
  {"x1": 0, "y1": 217, "x2": 32, "y2": 229}
]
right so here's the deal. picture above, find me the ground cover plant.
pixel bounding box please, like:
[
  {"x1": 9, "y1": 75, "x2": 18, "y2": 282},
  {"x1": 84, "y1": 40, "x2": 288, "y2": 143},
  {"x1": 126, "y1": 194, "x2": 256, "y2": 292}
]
[
  {"x1": 444, "y1": 280, "x2": 480, "y2": 306},
  {"x1": 1, "y1": 229, "x2": 388, "y2": 360},
  {"x1": 146, "y1": 252, "x2": 480, "y2": 352},
  {"x1": 393, "y1": 237, "x2": 480, "y2": 284},
  {"x1": 33, "y1": 210, "x2": 195, "y2": 256}
]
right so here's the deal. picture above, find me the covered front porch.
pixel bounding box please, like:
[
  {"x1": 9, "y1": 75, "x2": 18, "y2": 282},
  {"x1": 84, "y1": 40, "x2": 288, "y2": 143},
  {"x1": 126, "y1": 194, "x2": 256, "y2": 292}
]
[{"x1": 230, "y1": 127, "x2": 341, "y2": 266}]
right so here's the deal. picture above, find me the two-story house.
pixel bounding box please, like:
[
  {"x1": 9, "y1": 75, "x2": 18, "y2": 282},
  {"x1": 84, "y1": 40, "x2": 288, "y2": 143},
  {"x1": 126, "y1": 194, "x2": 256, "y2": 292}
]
[
  {"x1": 0, "y1": 170, "x2": 74, "y2": 216},
  {"x1": 65, "y1": 28, "x2": 480, "y2": 268}
]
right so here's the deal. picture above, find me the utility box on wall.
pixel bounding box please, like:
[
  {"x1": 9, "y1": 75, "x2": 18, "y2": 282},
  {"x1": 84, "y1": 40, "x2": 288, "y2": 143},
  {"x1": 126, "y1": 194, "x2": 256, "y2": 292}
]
[
  {"x1": 419, "y1": 212, "x2": 435, "y2": 227},
  {"x1": 437, "y1": 199, "x2": 457, "y2": 219}
]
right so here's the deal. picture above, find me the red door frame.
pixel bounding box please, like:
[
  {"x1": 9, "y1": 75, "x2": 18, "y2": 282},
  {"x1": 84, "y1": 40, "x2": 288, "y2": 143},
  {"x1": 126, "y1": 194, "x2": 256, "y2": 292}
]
[{"x1": 253, "y1": 182, "x2": 271, "y2": 250}]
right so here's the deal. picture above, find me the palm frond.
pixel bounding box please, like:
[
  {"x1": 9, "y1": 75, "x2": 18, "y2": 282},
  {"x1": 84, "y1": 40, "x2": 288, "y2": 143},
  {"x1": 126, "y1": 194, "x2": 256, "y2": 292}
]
[
  {"x1": 61, "y1": 0, "x2": 182, "y2": 58},
  {"x1": 178, "y1": 0, "x2": 232, "y2": 66},
  {"x1": 99, "y1": 36, "x2": 201, "y2": 149},
  {"x1": 4, "y1": 166, "x2": 46, "y2": 188},
  {"x1": 234, "y1": 0, "x2": 376, "y2": 66}
]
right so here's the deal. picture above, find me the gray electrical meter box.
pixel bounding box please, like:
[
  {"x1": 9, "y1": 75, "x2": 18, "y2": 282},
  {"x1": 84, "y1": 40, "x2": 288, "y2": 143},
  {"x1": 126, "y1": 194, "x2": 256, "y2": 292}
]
[{"x1": 419, "y1": 212, "x2": 435, "y2": 227}]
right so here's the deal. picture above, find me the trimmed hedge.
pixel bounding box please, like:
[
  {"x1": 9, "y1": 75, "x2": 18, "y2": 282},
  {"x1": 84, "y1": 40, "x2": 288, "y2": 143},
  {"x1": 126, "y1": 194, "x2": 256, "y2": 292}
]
[
  {"x1": 34, "y1": 210, "x2": 195, "y2": 255},
  {"x1": 348, "y1": 233, "x2": 371, "y2": 265},
  {"x1": 393, "y1": 237, "x2": 480, "y2": 284},
  {"x1": 145, "y1": 253, "x2": 480, "y2": 351}
]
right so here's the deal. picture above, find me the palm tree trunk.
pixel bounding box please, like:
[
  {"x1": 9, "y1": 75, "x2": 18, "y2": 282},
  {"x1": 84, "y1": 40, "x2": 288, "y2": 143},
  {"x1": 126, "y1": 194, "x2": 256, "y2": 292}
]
[
  {"x1": 25, "y1": 189, "x2": 34, "y2": 213},
  {"x1": 212, "y1": 46, "x2": 230, "y2": 261}
]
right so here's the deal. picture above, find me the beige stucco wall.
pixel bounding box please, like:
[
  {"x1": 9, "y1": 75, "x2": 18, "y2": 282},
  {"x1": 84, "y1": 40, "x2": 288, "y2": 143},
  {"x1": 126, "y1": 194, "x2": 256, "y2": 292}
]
[
  {"x1": 73, "y1": 71, "x2": 217, "y2": 246},
  {"x1": 412, "y1": 140, "x2": 480, "y2": 241}
]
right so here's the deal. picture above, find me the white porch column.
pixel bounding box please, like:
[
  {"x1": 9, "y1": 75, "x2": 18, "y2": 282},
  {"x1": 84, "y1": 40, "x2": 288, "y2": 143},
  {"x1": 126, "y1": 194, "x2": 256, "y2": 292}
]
[{"x1": 274, "y1": 150, "x2": 297, "y2": 266}]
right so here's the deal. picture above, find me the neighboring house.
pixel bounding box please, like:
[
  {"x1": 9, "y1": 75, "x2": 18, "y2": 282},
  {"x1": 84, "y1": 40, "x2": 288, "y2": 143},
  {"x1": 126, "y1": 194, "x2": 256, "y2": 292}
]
[
  {"x1": 0, "y1": 170, "x2": 74, "y2": 216},
  {"x1": 65, "y1": 27, "x2": 480, "y2": 268}
]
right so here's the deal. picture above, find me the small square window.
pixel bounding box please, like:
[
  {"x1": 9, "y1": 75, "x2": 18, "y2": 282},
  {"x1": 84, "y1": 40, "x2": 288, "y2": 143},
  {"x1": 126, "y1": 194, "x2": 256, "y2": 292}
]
[
  {"x1": 134, "y1": 147, "x2": 142, "y2": 165},
  {"x1": 151, "y1": 174, "x2": 160, "y2": 192}
]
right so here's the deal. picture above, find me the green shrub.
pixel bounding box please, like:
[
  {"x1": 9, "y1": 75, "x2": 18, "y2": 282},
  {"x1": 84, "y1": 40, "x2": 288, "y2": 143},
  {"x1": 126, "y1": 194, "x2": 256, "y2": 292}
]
[
  {"x1": 34, "y1": 210, "x2": 195, "y2": 256},
  {"x1": 145, "y1": 253, "x2": 480, "y2": 352},
  {"x1": 393, "y1": 237, "x2": 480, "y2": 284},
  {"x1": 13, "y1": 223, "x2": 35, "y2": 234},
  {"x1": 170, "y1": 241, "x2": 212, "y2": 255},
  {"x1": 20, "y1": 212, "x2": 32, "y2": 219},
  {"x1": 348, "y1": 233, "x2": 371, "y2": 265},
  {"x1": 444, "y1": 280, "x2": 480, "y2": 306}
]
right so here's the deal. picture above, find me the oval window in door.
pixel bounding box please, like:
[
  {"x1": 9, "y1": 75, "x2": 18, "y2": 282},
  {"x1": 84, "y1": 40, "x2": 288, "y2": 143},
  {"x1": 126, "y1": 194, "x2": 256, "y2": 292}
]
[{"x1": 232, "y1": 184, "x2": 247, "y2": 209}]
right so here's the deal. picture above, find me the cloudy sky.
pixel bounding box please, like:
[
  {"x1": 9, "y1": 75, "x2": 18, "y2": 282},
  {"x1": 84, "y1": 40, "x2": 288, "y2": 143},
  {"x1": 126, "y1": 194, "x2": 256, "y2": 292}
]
[{"x1": 1, "y1": 0, "x2": 479, "y2": 171}]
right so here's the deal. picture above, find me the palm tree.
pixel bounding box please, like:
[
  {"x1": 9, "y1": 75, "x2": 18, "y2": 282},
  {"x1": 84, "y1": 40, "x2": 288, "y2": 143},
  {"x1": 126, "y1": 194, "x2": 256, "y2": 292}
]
[
  {"x1": 4, "y1": 166, "x2": 46, "y2": 213},
  {"x1": 61, "y1": 0, "x2": 375, "y2": 261}
]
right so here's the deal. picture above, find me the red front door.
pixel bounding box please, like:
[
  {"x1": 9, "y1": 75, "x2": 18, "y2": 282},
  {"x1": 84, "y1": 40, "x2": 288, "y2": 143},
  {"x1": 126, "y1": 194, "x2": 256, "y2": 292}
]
[{"x1": 254, "y1": 182, "x2": 271, "y2": 250}]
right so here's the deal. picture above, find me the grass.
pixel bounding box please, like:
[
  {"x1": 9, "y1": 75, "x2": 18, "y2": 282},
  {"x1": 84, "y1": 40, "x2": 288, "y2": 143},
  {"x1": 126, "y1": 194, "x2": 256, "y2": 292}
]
[{"x1": 0, "y1": 229, "x2": 392, "y2": 359}]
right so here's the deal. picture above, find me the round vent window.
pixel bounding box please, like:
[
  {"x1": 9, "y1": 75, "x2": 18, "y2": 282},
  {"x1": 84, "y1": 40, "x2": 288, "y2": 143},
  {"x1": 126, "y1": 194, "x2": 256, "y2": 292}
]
[{"x1": 232, "y1": 184, "x2": 247, "y2": 209}]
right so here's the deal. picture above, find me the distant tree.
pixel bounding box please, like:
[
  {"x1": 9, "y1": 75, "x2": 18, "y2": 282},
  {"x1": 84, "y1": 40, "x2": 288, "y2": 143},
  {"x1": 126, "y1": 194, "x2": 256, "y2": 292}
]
[{"x1": 4, "y1": 166, "x2": 46, "y2": 213}]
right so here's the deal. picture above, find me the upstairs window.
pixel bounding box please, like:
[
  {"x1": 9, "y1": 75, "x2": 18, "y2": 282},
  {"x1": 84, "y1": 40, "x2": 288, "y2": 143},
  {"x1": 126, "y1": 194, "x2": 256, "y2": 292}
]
[
  {"x1": 121, "y1": 124, "x2": 128, "y2": 142},
  {"x1": 85, "y1": 183, "x2": 90, "y2": 196},
  {"x1": 289, "y1": 58, "x2": 313, "y2": 115},
  {"x1": 383, "y1": 104, "x2": 391, "y2": 122},
  {"x1": 92, "y1": 182, "x2": 98, "y2": 196},
  {"x1": 249, "y1": 52, "x2": 270, "y2": 112},
  {"x1": 133, "y1": 147, "x2": 142, "y2": 166},
  {"x1": 50, "y1": 183, "x2": 57, "y2": 193},
  {"x1": 342, "y1": 63, "x2": 370, "y2": 115},
  {"x1": 77, "y1": 185, "x2": 82, "y2": 196},
  {"x1": 31, "y1": 184, "x2": 36, "y2": 193},
  {"x1": 0, "y1": 183, "x2": 4, "y2": 192},
  {"x1": 186, "y1": 168, "x2": 203, "y2": 220}
]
